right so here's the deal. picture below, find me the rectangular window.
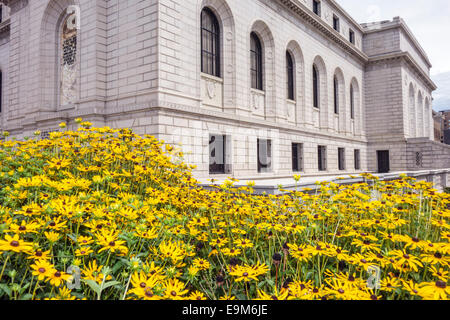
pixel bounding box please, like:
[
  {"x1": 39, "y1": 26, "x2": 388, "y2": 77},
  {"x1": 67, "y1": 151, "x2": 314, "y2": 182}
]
[
  {"x1": 354, "y1": 149, "x2": 361, "y2": 170},
  {"x1": 333, "y1": 15, "x2": 340, "y2": 32},
  {"x1": 349, "y1": 29, "x2": 355, "y2": 44},
  {"x1": 209, "y1": 134, "x2": 226, "y2": 174},
  {"x1": 292, "y1": 143, "x2": 304, "y2": 172},
  {"x1": 313, "y1": 0, "x2": 321, "y2": 16},
  {"x1": 338, "y1": 148, "x2": 345, "y2": 171},
  {"x1": 258, "y1": 139, "x2": 272, "y2": 173},
  {"x1": 318, "y1": 145, "x2": 327, "y2": 171}
]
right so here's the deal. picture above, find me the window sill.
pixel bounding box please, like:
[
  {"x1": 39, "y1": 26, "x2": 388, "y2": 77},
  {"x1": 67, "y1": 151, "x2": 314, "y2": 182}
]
[
  {"x1": 251, "y1": 88, "x2": 265, "y2": 95},
  {"x1": 201, "y1": 73, "x2": 223, "y2": 83}
]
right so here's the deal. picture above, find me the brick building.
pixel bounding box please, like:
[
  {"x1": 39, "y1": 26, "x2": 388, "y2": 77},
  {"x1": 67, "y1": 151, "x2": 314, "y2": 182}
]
[
  {"x1": 433, "y1": 110, "x2": 444, "y2": 143},
  {"x1": 0, "y1": 0, "x2": 449, "y2": 180}
]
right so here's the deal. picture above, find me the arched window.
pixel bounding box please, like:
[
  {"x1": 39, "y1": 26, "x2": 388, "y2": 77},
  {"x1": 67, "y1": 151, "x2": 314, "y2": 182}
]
[
  {"x1": 60, "y1": 13, "x2": 78, "y2": 106},
  {"x1": 312, "y1": 65, "x2": 319, "y2": 108},
  {"x1": 201, "y1": 8, "x2": 221, "y2": 77},
  {"x1": 350, "y1": 84, "x2": 354, "y2": 119},
  {"x1": 333, "y1": 76, "x2": 339, "y2": 114},
  {"x1": 250, "y1": 32, "x2": 263, "y2": 91},
  {"x1": 286, "y1": 51, "x2": 294, "y2": 100}
]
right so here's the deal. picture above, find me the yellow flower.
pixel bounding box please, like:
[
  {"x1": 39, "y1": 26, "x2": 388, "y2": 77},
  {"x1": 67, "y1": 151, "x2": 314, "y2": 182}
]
[
  {"x1": 31, "y1": 260, "x2": 54, "y2": 281},
  {"x1": 164, "y1": 279, "x2": 189, "y2": 300},
  {"x1": 44, "y1": 231, "x2": 61, "y2": 243},
  {"x1": 192, "y1": 258, "x2": 210, "y2": 271},
  {"x1": 419, "y1": 281, "x2": 450, "y2": 300},
  {"x1": 0, "y1": 234, "x2": 34, "y2": 253},
  {"x1": 48, "y1": 270, "x2": 71, "y2": 287},
  {"x1": 47, "y1": 157, "x2": 71, "y2": 170}
]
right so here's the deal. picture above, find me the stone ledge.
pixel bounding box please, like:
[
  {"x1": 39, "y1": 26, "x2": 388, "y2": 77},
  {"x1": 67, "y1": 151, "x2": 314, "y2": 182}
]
[{"x1": 199, "y1": 169, "x2": 450, "y2": 195}]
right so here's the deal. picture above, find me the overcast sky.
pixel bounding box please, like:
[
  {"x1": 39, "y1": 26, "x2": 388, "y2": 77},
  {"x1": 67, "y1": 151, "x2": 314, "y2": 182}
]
[
  {"x1": 339, "y1": 0, "x2": 450, "y2": 74},
  {"x1": 338, "y1": 0, "x2": 450, "y2": 110}
]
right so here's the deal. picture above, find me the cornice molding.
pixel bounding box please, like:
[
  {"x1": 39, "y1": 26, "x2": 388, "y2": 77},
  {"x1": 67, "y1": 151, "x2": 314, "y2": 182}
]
[
  {"x1": 0, "y1": 18, "x2": 10, "y2": 35},
  {"x1": 0, "y1": 0, "x2": 28, "y2": 14},
  {"x1": 367, "y1": 51, "x2": 437, "y2": 91},
  {"x1": 277, "y1": 0, "x2": 369, "y2": 64},
  {"x1": 362, "y1": 18, "x2": 432, "y2": 69}
]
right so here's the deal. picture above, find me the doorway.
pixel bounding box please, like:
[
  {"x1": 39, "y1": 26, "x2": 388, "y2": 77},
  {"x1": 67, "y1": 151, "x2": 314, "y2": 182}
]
[{"x1": 377, "y1": 150, "x2": 390, "y2": 173}]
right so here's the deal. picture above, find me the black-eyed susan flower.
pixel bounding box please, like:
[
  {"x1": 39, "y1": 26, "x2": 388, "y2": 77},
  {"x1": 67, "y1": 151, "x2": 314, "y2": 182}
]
[
  {"x1": 0, "y1": 234, "x2": 34, "y2": 253},
  {"x1": 31, "y1": 260, "x2": 54, "y2": 281}
]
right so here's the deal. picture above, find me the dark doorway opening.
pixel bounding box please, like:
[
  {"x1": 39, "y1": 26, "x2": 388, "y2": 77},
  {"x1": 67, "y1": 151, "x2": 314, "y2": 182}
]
[{"x1": 377, "y1": 150, "x2": 390, "y2": 173}]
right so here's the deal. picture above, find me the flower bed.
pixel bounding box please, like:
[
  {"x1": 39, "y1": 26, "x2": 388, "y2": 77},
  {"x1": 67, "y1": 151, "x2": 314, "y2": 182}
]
[{"x1": 0, "y1": 122, "x2": 449, "y2": 300}]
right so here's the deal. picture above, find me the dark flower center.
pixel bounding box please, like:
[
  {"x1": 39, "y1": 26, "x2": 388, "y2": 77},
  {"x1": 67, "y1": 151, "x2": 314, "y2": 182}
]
[
  {"x1": 434, "y1": 252, "x2": 442, "y2": 259},
  {"x1": 338, "y1": 289, "x2": 345, "y2": 294},
  {"x1": 109, "y1": 241, "x2": 116, "y2": 246},
  {"x1": 55, "y1": 271, "x2": 61, "y2": 277},
  {"x1": 19, "y1": 226, "x2": 26, "y2": 231},
  {"x1": 39, "y1": 268, "x2": 46, "y2": 273},
  {"x1": 436, "y1": 281, "x2": 446, "y2": 289},
  {"x1": 140, "y1": 282, "x2": 146, "y2": 288},
  {"x1": 243, "y1": 272, "x2": 249, "y2": 277},
  {"x1": 145, "y1": 290, "x2": 153, "y2": 297},
  {"x1": 10, "y1": 241, "x2": 19, "y2": 247},
  {"x1": 171, "y1": 291, "x2": 177, "y2": 296}
]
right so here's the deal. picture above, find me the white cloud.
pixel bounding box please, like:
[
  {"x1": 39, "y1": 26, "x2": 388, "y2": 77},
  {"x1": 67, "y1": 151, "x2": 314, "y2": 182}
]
[
  {"x1": 338, "y1": 0, "x2": 450, "y2": 75},
  {"x1": 337, "y1": 0, "x2": 450, "y2": 110}
]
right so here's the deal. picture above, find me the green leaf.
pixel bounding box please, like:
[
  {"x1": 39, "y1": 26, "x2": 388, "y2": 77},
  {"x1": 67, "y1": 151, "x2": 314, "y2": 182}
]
[
  {"x1": 19, "y1": 283, "x2": 30, "y2": 294},
  {"x1": 82, "y1": 279, "x2": 101, "y2": 296},
  {"x1": 0, "y1": 284, "x2": 12, "y2": 298},
  {"x1": 101, "y1": 280, "x2": 121, "y2": 291},
  {"x1": 19, "y1": 293, "x2": 33, "y2": 300}
]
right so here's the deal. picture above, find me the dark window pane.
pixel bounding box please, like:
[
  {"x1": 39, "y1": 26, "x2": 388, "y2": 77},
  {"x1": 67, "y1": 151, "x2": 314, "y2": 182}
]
[
  {"x1": 350, "y1": 85, "x2": 355, "y2": 119},
  {"x1": 201, "y1": 8, "x2": 221, "y2": 77},
  {"x1": 251, "y1": 33, "x2": 263, "y2": 91},
  {"x1": 318, "y1": 146, "x2": 326, "y2": 171},
  {"x1": 349, "y1": 30, "x2": 355, "y2": 44},
  {"x1": 338, "y1": 148, "x2": 345, "y2": 170},
  {"x1": 313, "y1": 0, "x2": 321, "y2": 16},
  {"x1": 334, "y1": 76, "x2": 339, "y2": 114},
  {"x1": 292, "y1": 143, "x2": 303, "y2": 172},
  {"x1": 313, "y1": 66, "x2": 319, "y2": 108},
  {"x1": 258, "y1": 139, "x2": 272, "y2": 173},
  {"x1": 286, "y1": 51, "x2": 294, "y2": 100},
  {"x1": 333, "y1": 16, "x2": 340, "y2": 32},
  {"x1": 354, "y1": 149, "x2": 360, "y2": 170},
  {"x1": 209, "y1": 135, "x2": 226, "y2": 174}
]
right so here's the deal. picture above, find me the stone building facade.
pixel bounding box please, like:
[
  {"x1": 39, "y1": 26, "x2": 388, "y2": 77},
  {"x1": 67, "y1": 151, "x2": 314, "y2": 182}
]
[{"x1": 0, "y1": 0, "x2": 448, "y2": 180}]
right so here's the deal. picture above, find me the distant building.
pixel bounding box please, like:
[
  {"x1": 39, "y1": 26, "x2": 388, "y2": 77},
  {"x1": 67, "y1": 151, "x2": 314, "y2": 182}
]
[
  {"x1": 433, "y1": 110, "x2": 444, "y2": 143},
  {"x1": 445, "y1": 129, "x2": 450, "y2": 145},
  {"x1": 442, "y1": 110, "x2": 450, "y2": 131}
]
